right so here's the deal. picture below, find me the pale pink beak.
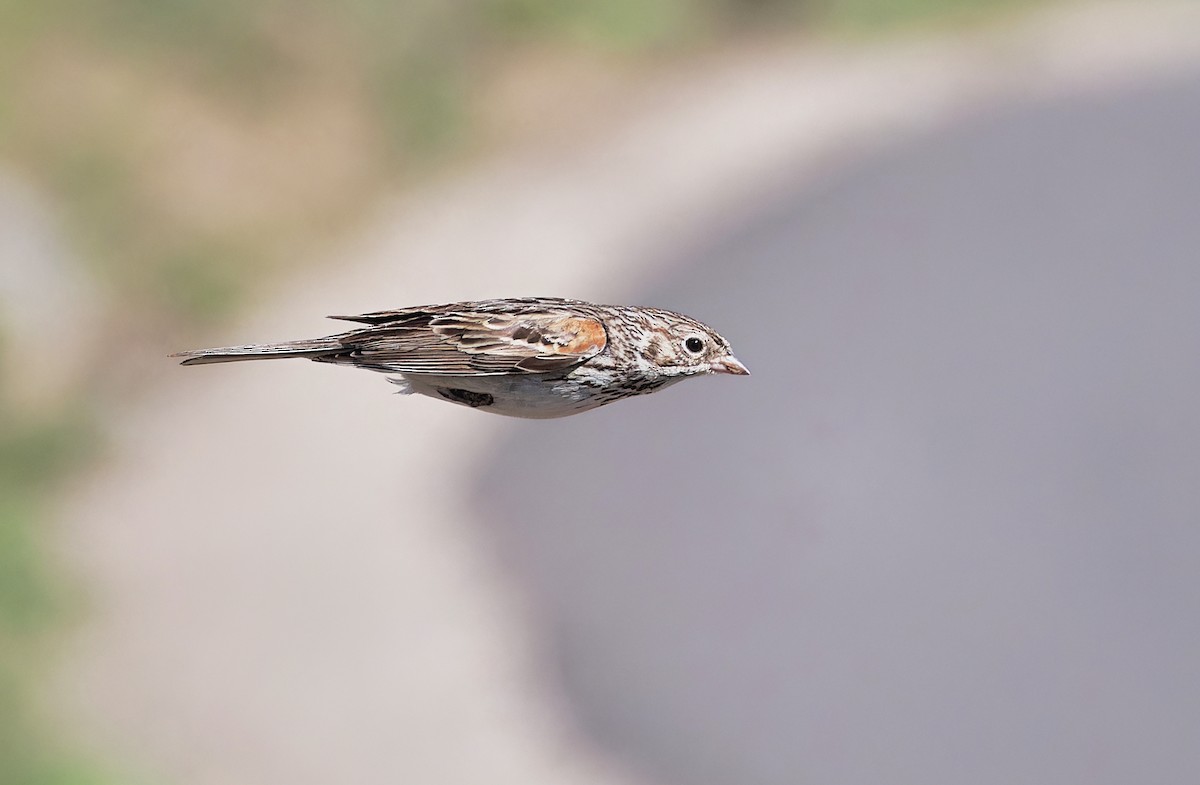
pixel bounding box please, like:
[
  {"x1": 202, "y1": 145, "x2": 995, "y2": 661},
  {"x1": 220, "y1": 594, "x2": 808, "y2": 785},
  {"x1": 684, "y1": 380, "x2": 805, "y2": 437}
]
[{"x1": 711, "y1": 356, "x2": 750, "y2": 376}]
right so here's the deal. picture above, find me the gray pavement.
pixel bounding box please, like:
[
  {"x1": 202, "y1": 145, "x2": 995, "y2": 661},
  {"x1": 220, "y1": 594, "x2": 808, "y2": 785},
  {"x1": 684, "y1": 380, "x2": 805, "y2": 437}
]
[{"x1": 476, "y1": 72, "x2": 1200, "y2": 784}]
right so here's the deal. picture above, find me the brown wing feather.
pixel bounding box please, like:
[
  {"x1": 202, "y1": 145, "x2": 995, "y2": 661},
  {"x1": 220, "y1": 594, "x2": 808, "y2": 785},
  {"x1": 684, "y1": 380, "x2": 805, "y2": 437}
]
[
  {"x1": 327, "y1": 297, "x2": 580, "y2": 325},
  {"x1": 344, "y1": 309, "x2": 607, "y2": 376}
]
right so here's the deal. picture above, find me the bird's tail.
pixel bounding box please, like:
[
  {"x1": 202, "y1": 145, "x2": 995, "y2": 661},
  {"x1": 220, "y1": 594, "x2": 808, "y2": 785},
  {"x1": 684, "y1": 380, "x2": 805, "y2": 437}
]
[{"x1": 170, "y1": 338, "x2": 344, "y2": 366}]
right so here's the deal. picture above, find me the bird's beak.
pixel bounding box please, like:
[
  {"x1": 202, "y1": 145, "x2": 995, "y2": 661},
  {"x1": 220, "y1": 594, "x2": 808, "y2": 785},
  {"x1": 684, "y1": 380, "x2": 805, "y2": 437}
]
[{"x1": 711, "y1": 356, "x2": 750, "y2": 376}]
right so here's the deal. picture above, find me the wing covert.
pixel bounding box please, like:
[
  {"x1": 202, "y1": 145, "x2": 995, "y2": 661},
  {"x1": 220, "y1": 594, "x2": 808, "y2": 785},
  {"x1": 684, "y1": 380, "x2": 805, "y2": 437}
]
[{"x1": 345, "y1": 309, "x2": 607, "y2": 376}]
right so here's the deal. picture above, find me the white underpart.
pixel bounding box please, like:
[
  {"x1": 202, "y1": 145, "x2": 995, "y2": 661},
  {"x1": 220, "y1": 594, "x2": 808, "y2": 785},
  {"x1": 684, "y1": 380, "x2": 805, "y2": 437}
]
[{"x1": 396, "y1": 372, "x2": 690, "y2": 419}]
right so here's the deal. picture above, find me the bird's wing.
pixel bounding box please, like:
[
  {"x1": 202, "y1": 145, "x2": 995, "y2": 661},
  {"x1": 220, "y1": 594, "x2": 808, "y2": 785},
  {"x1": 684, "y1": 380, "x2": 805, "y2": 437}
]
[{"x1": 342, "y1": 309, "x2": 608, "y2": 376}]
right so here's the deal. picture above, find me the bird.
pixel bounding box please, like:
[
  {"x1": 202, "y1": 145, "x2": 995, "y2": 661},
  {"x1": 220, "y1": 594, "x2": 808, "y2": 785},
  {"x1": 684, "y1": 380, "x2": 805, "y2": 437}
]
[{"x1": 171, "y1": 297, "x2": 749, "y2": 418}]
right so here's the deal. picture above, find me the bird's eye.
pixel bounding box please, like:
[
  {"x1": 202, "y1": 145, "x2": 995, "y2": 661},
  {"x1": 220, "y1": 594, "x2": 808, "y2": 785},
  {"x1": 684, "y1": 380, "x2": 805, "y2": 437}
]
[{"x1": 684, "y1": 337, "x2": 705, "y2": 354}]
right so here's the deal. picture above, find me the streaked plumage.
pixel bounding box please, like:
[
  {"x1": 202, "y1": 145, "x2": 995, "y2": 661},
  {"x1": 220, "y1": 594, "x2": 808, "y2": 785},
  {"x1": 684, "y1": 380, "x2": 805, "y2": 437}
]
[{"x1": 172, "y1": 297, "x2": 748, "y2": 418}]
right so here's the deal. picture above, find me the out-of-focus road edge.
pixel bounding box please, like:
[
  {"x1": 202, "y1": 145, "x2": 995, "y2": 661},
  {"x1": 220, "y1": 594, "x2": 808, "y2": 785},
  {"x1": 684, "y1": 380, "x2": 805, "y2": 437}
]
[{"x1": 49, "y1": 4, "x2": 1200, "y2": 784}]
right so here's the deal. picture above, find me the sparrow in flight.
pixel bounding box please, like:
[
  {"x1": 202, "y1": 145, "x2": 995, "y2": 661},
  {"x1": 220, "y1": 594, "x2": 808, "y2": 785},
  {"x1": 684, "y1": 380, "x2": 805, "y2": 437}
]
[{"x1": 172, "y1": 297, "x2": 748, "y2": 418}]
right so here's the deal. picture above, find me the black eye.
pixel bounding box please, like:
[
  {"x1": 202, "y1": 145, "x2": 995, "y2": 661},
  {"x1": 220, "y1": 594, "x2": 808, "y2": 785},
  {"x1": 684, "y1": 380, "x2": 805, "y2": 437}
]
[{"x1": 684, "y1": 337, "x2": 705, "y2": 354}]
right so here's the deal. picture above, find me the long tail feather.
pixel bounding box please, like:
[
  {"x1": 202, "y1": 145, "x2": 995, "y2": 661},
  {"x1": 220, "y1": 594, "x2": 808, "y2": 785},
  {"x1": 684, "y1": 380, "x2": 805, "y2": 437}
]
[{"x1": 170, "y1": 338, "x2": 343, "y2": 366}]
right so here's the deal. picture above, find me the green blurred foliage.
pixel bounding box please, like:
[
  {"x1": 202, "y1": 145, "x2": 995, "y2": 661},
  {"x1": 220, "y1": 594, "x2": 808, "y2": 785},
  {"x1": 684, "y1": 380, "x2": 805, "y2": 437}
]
[
  {"x1": 489, "y1": 0, "x2": 704, "y2": 49},
  {"x1": 152, "y1": 240, "x2": 254, "y2": 322},
  {"x1": 0, "y1": 403, "x2": 104, "y2": 785},
  {"x1": 373, "y1": 53, "x2": 470, "y2": 164}
]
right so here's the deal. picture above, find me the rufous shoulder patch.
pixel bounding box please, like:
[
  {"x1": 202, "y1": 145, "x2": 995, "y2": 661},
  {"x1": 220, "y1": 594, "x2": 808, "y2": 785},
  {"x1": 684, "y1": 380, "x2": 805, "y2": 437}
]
[{"x1": 557, "y1": 317, "x2": 607, "y2": 355}]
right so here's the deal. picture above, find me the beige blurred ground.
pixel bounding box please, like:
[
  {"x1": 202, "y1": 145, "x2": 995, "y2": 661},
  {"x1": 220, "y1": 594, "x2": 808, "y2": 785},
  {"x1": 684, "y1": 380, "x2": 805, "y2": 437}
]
[{"x1": 48, "y1": 3, "x2": 1200, "y2": 784}]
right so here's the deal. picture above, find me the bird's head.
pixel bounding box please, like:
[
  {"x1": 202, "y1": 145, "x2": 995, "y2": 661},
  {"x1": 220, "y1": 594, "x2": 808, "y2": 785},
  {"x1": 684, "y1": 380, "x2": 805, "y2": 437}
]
[{"x1": 634, "y1": 308, "x2": 750, "y2": 379}]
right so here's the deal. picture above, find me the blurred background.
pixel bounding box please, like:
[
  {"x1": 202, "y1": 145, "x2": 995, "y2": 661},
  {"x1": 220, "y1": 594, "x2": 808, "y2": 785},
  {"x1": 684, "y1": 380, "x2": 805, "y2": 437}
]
[{"x1": 1, "y1": 0, "x2": 1198, "y2": 783}]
